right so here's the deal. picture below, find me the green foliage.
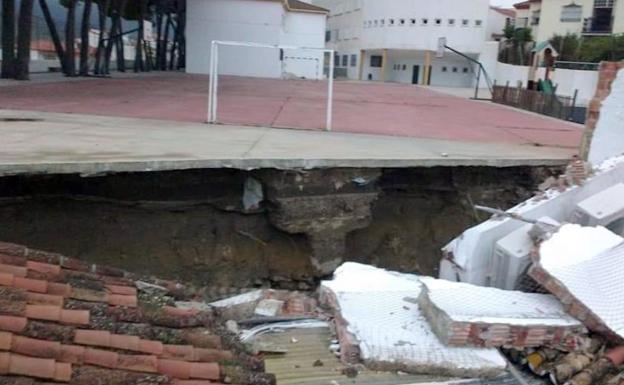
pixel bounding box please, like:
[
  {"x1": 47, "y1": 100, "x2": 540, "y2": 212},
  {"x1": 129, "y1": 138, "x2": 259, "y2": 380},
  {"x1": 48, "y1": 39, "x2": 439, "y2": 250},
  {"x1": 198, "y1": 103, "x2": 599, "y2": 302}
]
[{"x1": 549, "y1": 33, "x2": 624, "y2": 62}]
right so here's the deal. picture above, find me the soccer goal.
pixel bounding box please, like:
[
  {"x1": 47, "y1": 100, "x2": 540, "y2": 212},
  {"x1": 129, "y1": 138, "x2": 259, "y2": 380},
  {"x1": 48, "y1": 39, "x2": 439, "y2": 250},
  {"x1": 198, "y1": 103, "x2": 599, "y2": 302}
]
[{"x1": 207, "y1": 40, "x2": 335, "y2": 131}]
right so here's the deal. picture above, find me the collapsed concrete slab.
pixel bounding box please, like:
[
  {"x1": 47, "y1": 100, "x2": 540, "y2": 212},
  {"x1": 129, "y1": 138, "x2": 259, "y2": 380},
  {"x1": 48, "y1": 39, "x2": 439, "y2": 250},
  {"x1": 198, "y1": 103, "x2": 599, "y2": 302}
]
[
  {"x1": 530, "y1": 224, "x2": 624, "y2": 342},
  {"x1": 320, "y1": 263, "x2": 507, "y2": 378},
  {"x1": 417, "y1": 277, "x2": 585, "y2": 349}
]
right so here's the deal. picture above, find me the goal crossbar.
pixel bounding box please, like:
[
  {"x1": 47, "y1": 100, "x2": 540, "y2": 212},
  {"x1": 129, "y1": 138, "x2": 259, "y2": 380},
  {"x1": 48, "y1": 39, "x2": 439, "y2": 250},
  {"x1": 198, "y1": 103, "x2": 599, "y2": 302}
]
[{"x1": 207, "y1": 40, "x2": 335, "y2": 131}]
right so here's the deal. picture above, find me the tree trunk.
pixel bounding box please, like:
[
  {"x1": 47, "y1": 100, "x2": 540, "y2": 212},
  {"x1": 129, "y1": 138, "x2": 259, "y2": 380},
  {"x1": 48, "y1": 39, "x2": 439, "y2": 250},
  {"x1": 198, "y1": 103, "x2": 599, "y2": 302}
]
[
  {"x1": 38, "y1": 0, "x2": 67, "y2": 74},
  {"x1": 79, "y1": 0, "x2": 93, "y2": 75},
  {"x1": 115, "y1": 0, "x2": 127, "y2": 72},
  {"x1": 1, "y1": 0, "x2": 16, "y2": 78},
  {"x1": 94, "y1": 0, "x2": 110, "y2": 74},
  {"x1": 176, "y1": 0, "x2": 185, "y2": 69},
  {"x1": 155, "y1": 9, "x2": 162, "y2": 69},
  {"x1": 103, "y1": 0, "x2": 119, "y2": 74},
  {"x1": 168, "y1": 18, "x2": 177, "y2": 70},
  {"x1": 134, "y1": 0, "x2": 145, "y2": 72},
  {"x1": 65, "y1": 0, "x2": 77, "y2": 76},
  {"x1": 14, "y1": 0, "x2": 34, "y2": 80},
  {"x1": 161, "y1": 12, "x2": 171, "y2": 70}
]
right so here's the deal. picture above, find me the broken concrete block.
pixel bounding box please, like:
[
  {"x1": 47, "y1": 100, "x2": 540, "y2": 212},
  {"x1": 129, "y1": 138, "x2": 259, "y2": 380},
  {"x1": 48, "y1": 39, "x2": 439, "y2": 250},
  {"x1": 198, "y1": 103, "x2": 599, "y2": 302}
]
[
  {"x1": 418, "y1": 277, "x2": 585, "y2": 349},
  {"x1": 209, "y1": 289, "x2": 265, "y2": 321},
  {"x1": 254, "y1": 299, "x2": 285, "y2": 317},
  {"x1": 320, "y1": 263, "x2": 507, "y2": 378},
  {"x1": 531, "y1": 224, "x2": 624, "y2": 341}
]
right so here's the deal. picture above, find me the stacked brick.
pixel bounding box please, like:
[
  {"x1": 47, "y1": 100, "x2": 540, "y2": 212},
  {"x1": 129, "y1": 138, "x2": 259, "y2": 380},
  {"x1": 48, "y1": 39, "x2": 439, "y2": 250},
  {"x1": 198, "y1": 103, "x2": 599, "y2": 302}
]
[
  {"x1": 581, "y1": 61, "x2": 624, "y2": 158},
  {"x1": 417, "y1": 277, "x2": 586, "y2": 349},
  {"x1": 0, "y1": 241, "x2": 275, "y2": 385}
]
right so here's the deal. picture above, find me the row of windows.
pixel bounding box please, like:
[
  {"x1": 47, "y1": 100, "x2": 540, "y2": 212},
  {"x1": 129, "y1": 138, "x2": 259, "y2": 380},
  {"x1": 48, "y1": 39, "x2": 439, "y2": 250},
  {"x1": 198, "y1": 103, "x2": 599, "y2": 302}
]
[
  {"x1": 334, "y1": 54, "x2": 358, "y2": 68},
  {"x1": 364, "y1": 18, "x2": 482, "y2": 28},
  {"x1": 392, "y1": 64, "x2": 471, "y2": 73}
]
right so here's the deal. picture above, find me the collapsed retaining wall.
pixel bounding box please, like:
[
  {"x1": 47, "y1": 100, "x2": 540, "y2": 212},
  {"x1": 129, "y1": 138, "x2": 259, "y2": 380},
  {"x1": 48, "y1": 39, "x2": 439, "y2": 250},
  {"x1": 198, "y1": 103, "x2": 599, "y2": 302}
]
[{"x1": 0, "y1": 166, "x2": 554, "y2": 288}]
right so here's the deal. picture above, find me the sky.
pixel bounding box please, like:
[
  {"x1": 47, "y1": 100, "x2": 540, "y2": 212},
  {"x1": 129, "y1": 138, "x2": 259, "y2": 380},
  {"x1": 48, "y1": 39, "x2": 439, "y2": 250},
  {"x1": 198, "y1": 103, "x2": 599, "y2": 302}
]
[{"x1": 490, "y1": 0, "x2": 518, "y2": 8}]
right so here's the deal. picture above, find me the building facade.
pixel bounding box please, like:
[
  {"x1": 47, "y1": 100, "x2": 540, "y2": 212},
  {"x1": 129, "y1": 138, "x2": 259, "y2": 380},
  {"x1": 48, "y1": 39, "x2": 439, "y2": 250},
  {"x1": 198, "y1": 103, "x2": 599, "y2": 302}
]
[
  {"x1": 312, "y1": 0, "x2": 492, "y2": 87},
  {"x1": 186, "y1": 0, "x2": 328, "y2": 79},
  {"x1": 514, "y1": 0, "x2": 624, "y2": 43}
]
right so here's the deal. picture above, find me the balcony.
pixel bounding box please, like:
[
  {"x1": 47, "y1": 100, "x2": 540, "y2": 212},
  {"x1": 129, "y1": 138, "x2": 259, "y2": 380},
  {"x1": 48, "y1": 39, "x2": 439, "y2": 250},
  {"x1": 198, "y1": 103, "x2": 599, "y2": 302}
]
[
  {"x1": 593, "y1": 0, "x2": 615, "y2": 8},
  {"x1": 582, "y1": 16, "x2": 613, "y2": 35}
]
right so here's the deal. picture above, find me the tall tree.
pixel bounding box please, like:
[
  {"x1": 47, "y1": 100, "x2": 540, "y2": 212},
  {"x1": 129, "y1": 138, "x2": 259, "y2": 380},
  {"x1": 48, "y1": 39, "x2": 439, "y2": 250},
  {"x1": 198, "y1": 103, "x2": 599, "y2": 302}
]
[
  {"x1": 39, "y1": 0, "x2": 67, "y2": 74},
  {"x1": 1, "y1": 0, "x2": 16, "y2": 78},
  {"x1": 14, "y1": 0, "x2": 34, "y2": 80},
  {"x1": 65, "y1": 0, "x2": 77, "y2": 75},
  {"x1": 93, "y1": 0, "x2": 110, "y2": 74},
  {"x1": 79, "y1": 0, "x2": 93, "y2": 75}
]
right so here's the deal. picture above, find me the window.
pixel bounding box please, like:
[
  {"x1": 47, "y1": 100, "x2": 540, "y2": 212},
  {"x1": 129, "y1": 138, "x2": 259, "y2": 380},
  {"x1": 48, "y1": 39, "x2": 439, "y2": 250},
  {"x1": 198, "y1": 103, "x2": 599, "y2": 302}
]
[
  {"x1": 399, "y1": 19, "x2": 406, "y2": 25},
  {"x1": 531, "y1": 10, "x2": 540, "y2": 25},
  {"x1": 334, "y1": 54, "x2": 340, "y2": 67},
  {"x1": 411, "y1": 18, "x2": 417, "y2": 25},
  {"x1": 370, "y1": 55, "x2": 383, "y2": 68},
  {"x1": 350, "y1": 54, "x2": 357, "y2": 67},
  {"x1": 380, "y1": 19, "x2": 385, "y2": 26},
  {"x1": 475, "y1": 19, "x2": 483, "y2": 27},
  {"x1": 402, "y1": 64, "x2": 407, "y2": 71},
  {"x1": 374, "y1": 20, "x2": 378, "y2": 27},
  {"x1": 342, "y1": 55, "x2": 349, "y2": 67},
  {"x1": 389, "y1": 18, "x2": 395, "y2": 25},
  {"x1": 421, "y1": 18, "x2": 429, "y2": 25},
  {"x1": 462, "y1": 19, "x2": 469, "y2": 26},
  {"x1": 463, "y1": 67, "x2": 469, "y2": 73},
  {"x1": 452, "y1": 67, "x2": 458, "y2": 73},
  {"x1": 442, "y1": 66, "x2": 448, "y2": 72},
  {"x1": 448, "y1": 19, "x2": 455, "y2": 26},
  {"x1": 435, "y1": 18, "x2": 442, "y2": 26},
  {"x1": 561, "y1": 4, "x2": 582, "y2": 22},
  {"x1": 325, "y1": 30, "x2": 331, "y2": 42}
]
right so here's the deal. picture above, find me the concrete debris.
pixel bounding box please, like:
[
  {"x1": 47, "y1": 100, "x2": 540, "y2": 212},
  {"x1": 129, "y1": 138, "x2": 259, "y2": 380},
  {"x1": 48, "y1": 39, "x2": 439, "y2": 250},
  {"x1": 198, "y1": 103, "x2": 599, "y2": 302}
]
[
  {"x1": 320, "y1": 263, "x2": 507, "y2": 378},
  {"x1": 254, "y1": 299, "x2": 285, "y2": 317},
  {"x1": 417, "y1": 277, "x2": 586, "y2": 349},
  {"x1": 531, "y1": 224, "x2": 624, "y2": 340}
]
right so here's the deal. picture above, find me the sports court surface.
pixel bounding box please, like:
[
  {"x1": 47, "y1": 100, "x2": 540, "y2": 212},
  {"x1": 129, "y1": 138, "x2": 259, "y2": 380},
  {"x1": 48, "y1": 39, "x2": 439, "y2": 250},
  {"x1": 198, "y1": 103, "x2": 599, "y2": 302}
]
[{"x1": 0, "y1": 72, "x2": 583, "y2": 149}]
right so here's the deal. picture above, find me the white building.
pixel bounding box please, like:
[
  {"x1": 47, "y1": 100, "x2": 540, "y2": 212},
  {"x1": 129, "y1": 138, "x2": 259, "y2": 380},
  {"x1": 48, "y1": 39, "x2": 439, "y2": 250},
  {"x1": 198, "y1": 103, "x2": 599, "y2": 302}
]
[
  {"x1": 313, "y1": 0, "x2": 494, "y2": 87},
  {"x1": 487, "y1": 7, "x2": 516, "y2": 41},
  {"x1": 186, "y1": 0, "x2": 329, "y2": 80}
]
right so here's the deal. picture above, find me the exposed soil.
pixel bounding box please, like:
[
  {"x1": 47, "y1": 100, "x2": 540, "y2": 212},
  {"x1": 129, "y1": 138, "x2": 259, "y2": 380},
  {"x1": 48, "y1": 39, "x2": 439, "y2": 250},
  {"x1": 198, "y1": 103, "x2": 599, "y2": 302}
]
[{"x1": 0, "y1": 166, "x2": 556, "y2": 288}]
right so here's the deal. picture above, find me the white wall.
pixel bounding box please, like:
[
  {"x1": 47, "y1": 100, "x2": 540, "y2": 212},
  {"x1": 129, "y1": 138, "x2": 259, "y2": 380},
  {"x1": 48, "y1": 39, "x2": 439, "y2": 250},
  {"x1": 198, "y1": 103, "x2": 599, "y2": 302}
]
[
  {"x1": 551, "y1": 68, "x2": 599, "y2": 105},
  {"x1": 589, "y1": 69, "x2": 624, "y2": 165},
  {"x1": 486, "y1": 8, "x2": 511, "y2": 41},
  {"x1": 186, "y1": 0, "x2": 326, "y2": 79},
  {"x1": 494, "y1": 61, "x2": 530, "y2": 88}
]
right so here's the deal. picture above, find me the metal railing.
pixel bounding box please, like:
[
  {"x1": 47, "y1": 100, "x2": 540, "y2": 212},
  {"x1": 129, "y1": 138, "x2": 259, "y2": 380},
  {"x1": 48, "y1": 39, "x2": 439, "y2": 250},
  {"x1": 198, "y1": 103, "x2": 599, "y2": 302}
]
[
  {"x1": 593, "y1": 0, "x2": 615, "y2": 8},
  {"x1": 492, "y1": 84, "x2": 582, "y2": 123},
  {"x1": 583, "y1": 17, "x2": 613, "y2": 34}
]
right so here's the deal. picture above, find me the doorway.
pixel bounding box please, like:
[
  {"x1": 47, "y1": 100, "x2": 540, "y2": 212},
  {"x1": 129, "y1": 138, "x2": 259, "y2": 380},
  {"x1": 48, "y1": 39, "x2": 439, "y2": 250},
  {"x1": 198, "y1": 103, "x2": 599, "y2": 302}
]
[{"x1": 412, "y1": 65, "x2": 420, "y2": 84}]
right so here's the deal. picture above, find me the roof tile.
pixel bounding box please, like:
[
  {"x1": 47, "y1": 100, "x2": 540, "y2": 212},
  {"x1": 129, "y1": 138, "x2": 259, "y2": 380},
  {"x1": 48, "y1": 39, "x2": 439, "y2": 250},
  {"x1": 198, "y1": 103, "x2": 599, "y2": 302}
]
[
  {"x1": 138, "y1": 339, "x2": 164, "y2": 356},
  {"x1": 59, "y1": 344, "x2": 86, "y2": 364},
  {"x1": 0, "y1": 331, "x2": 12, "y2": 351},
  {"x1": 110, "y1": 333, "x2": 141, "y2": 351},
  {"x1": 83, "y1": 348, "x2": 118, "y2": 369},
  {"x1": 105, "y1": 284, "x2": 137, "y2": 296},
  {"x1": 157, "y1": 358, "x2": 192, "y2": 379},
  {"x1": 0, "y1": 253, "x2": 27, "y2": 266},
  {"x1": 54, "y1": 362, "x2": 73, "y2": 382},
  {"x1": 25, "y1": 292, "x2": 64, "y2": 307},
  {"x1": 59, "y1": 309, "x2": 90, "y2": 325},
  {"x1": 11, "y1": 335, "x2": 62, "y2": 359},
  {"x1": 25, "y1": 305, "x2": 61, "y2": 322},
  {"x1": 14, "y1": 277, "x2": 48, "y2": 294},
  {"x1": 0, "y1": 352, "x2": 9, "y2": 374},
  {"x1": 47, "y1": 282, "x2": 71, "y2": 297},
  {"x1": 116, "y1": 354, "x2": 158, "y2": 373},
  {"x1": 0, "y1": 316, "x2": 28, "y2": 333},
  {"x1": 163, "y1": 344, "x2": 195, "y2": 361},
  {"x1": 107, "y1": 294, "x2": 138, "y2": 307},
  {"x1": 189, "y1": 362, "x2": 220, "y2": 380},
  {"x1": 74, "y1": 330, "x2": 111, "y2": 347},
  {"x1": 5, "y1": 353, "x2": 59, "y2": 381},
  {"x1": 0, "y1": 264, "x2": 27, "y2": 277}
]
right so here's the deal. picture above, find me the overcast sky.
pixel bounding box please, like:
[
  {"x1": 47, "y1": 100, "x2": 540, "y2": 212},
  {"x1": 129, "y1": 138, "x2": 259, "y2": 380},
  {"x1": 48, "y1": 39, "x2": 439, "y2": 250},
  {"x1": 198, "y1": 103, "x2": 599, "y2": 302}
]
[{"x1": 491, "y1": 0, "x2": 518, "y2": 8}]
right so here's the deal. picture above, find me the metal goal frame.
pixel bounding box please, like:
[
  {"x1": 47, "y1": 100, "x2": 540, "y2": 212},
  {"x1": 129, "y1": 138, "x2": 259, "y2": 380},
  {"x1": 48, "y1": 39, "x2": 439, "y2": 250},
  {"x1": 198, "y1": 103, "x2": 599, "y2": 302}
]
[{"x1": 207, "y1": 40, "x2": 335, "y2": 131}]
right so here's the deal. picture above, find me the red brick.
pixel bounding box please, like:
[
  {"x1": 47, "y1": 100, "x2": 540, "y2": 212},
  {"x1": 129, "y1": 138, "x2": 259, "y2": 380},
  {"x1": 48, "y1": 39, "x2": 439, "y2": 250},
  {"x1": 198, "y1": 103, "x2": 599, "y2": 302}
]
[
  {"x1": 0, "y1": 316, "x2": 28, "y2": 333},
  {"x1": 0, "y1": 264, "x2": 27, "y2": 278},
  {"x1": 60, "y1": 310, "x2": 90, "y2": 326},
  {"x1": 189, "y1": 362, "x2": 220, "y2": 380},
  {"x1": 105, "y1": 285, "x2": 137, "y2": 296},
  {"x1": 14, "y1": 277, "x2": 48, "y2": 293},
  {"x1": 74, "y1": 330, "x2": 111, "y2": 347},
  {"x1": 138, "y1": 339, "x2": 164, "y2": 356},
  {"x1": 25, "y1": 292, "x2": 64, "y2": 307},
  {"x1": 25, "y1": 305, "x2": 62, "y2": 322},
  {"x1": 117, "y1": 354, "x2": 158, "y2": 373},
  {"x1": 59, "y1": 344, "x2": 86, "y2": 364},
  {"x1": 0, "y1": 331, "x2": 12, "y2": 351},
  {"x1": 83, "y1": 348, "x2": 118, "y2": 369},
  {"x1": 110, "y1": 334, "x2": 140, "y2": 352},
  {"x1": 158, "y1": 359, "x2": 191, "y2": 379}
]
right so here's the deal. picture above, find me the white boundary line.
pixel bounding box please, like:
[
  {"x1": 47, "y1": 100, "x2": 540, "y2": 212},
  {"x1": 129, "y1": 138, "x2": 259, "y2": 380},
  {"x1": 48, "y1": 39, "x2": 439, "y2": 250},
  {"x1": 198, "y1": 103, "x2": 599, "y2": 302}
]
[{"x1": 207, "y1": 40, "x2": 335, "y2": 131}]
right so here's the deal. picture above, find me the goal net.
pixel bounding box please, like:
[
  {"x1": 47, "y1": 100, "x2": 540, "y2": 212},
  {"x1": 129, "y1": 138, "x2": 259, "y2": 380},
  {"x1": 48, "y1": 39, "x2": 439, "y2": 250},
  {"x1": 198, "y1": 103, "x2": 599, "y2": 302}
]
[{"x1": 207, "y1": 41, "x2": 335, "y2": 131}]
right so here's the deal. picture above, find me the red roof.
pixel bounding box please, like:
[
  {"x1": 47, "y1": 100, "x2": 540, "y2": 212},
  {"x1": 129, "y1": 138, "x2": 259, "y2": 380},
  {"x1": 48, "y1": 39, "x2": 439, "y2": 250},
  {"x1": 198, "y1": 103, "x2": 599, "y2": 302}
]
[{"x1": 0, "y1": 241, "x2": 274, "y2": 385}]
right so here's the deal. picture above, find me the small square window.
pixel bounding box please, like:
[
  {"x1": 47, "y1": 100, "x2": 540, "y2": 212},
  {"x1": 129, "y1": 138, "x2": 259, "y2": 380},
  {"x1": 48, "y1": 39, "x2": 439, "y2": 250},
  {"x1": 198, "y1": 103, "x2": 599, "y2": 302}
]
[
  {"x1": 448, "y1": 19, "x2": 455, "y2": 26},
  {"x1": 475, "y1": 20, "x2": 483, "y2": 27},
  {"x1": 389, "y1": 19, "x2": 395, "y2": 25},
  {"x1": 370, "y1": 55, "x2": 383, "y2": 68},
  {"x1": 334, "y1": 54, "x2": 340, "y2": 67},
  {"x1": 402, "y1": 64, "x2": 407, "y2": 71},
  {"x1": 342, "y1": 55, "x2": 349, "y2": 67},
  {"x1": 374, "y1": 20, "x2": 378, "y2": 27},
  {"x1": 462, "y1": 19, "x2": 469, "y2": 26},
  {"x1": 452, "y1": 67, "x2": 458, "y2": 73},
  {"x1": 442, "y1": 66, "x2": 448, "y2": 72},
  {"x1": 435, "y1": 18, "x2": 442, "y2": 25},
  {"x1": 410, "y1": 18, "x2": 417, "y2": 25},
  {"x1": 463, "y1": 67, "x2": 469, "y2": 73},
  {"x1": 350, "y1": 54, "x2": 357, "y2": 67},
  {"x1": 421, "y1": 18, "x2": 428, "y2": 25},
  {"x1": 380, "y1": 19, "x2": 385, "y2": 26},
  {"x1": 399, "y1": 19, "x2": 405, "y2": 25}
]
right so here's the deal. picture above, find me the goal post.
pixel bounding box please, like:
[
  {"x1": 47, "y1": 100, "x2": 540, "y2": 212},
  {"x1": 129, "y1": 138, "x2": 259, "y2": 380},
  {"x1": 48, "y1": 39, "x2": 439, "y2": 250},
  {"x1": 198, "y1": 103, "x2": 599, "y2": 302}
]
[{"x1": 207, "y1": 40, "x2": 335, "y2": 131}]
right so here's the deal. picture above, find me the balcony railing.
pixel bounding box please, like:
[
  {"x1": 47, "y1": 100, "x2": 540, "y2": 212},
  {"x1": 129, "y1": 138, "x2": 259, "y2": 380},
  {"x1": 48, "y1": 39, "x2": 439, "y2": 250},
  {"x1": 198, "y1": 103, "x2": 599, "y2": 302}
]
[{"x1": 593, "y1": 0, "x2": 615, "y2": 8}]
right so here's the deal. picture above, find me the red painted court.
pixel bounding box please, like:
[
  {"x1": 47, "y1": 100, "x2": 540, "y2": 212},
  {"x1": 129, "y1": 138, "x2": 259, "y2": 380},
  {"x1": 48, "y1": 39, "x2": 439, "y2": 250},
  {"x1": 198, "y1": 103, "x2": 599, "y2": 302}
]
[{"x1": 0, "y1": 73, "x2": 583, "y2": 148}]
